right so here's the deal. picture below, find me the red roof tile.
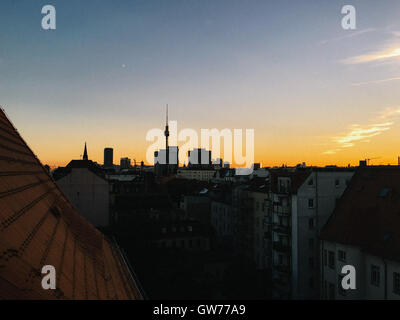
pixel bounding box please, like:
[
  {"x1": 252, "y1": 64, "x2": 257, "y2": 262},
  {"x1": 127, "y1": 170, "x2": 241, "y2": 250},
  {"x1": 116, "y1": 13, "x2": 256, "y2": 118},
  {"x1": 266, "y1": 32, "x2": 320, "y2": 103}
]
[{"x1": 0, "y1": 108, "x2": 143, "y2": 300}]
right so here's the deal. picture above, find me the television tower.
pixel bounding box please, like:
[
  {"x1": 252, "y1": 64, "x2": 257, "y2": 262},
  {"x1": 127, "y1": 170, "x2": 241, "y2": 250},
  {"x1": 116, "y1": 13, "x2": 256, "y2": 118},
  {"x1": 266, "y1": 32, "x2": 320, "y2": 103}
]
[
  {"x1": 164, "y1": 104, "x2": 169, "y2": 150},
  {"x1": 164, "y1": 105, "x2": 170, "y2": 172}
]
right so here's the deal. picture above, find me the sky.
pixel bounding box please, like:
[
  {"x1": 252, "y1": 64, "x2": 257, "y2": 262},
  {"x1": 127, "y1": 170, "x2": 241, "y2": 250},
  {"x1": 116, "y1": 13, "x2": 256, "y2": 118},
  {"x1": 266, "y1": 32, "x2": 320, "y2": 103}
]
[{"x1": 1, "y1": 0, "x2": 400, "y2": 168}]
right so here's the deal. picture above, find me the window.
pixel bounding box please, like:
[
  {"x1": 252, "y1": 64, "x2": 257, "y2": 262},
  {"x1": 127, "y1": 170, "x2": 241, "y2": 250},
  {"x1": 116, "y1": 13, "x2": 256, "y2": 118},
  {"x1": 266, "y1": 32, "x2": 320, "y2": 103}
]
[
  {"x1": 338, "y1": 250, "x2": 346, "y2": 262},
  {"x1": 323, "y1": 250, "x2": 327, "y2": 266},
  {"x1": 335, "y1": 179, "x2": 340, "y2": 187},
  {"x1": 278, "y1": 254, "x2": 283, "y2": 265},
  {"x1": 394, "y1": 272, "x2": 400, "y2": 295},
  {"x1": 309, "y1": 257, "x2": 314, "y2": 269},
  {"x1": 328, "y1": 251, "x2": 335, "y2": 269},
  {"x1": 309, "y1": 238, "x2": 314, "y2": 249},
  {"x1": 371, "y1": 265, "x2": 380, "y2": 286},
  {"x1": 308, "y1": 198, "x2": 314, "y2": 208},
  {"x1": 308, "y1": 179, "x2": 314, "y2": 186},
  {"x1": 308, "y1": 218, "x2": 315, "y2": 230},
  {"x1": 328, "y1": 283, "x2": 335, "y2": 300},
  {"x1": 338, "y1": 275, "x2": 346, "y2": 296}
]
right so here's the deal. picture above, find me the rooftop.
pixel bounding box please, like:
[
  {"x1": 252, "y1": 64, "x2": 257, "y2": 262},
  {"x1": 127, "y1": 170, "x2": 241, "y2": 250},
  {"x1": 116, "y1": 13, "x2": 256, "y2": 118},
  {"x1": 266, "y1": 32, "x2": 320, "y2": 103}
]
[
  {"x1": 320, "y1": 166, "x2": 400, "y2": 262},
  {"x1": 0, "y1": 108, "x2": 143, "y2": 299}
]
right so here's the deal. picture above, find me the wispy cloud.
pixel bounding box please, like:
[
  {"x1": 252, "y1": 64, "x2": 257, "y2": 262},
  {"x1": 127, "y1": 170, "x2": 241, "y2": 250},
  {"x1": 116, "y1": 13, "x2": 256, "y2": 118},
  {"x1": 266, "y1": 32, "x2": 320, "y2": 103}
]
[
  {"x1": 342, "y1": 46, "x2": 400, "y2": 64},
  {"x1": 334, "y1": 122, "x2": 392, "y2": 148},
  {"x1": 379, "y1": 106, "x2": 400, "y2": 119},
  {"x1": 319, "y1": 28, "x2": 376, "y2": 46},
  {"x1": 351, "y1": 76, "x2": 400, "y2": 86},
  {"x1": 323, "y1": 107, "x2": 400, "y2": 155}
]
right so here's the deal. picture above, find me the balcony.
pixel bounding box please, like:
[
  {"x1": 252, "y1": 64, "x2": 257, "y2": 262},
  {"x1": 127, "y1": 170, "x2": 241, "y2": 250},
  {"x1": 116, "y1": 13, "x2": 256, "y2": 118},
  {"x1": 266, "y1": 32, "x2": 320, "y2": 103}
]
[
  {"x1": 273, "y1": 277, "x2": 290, "y2": 288},
  {"x1": 274, "y1": 264, "x2": 291, "y2": 274},
  {"x1": 273, "y1": 205, "x2": 290, "y2": 216},
  {"x1": 273, "y1": 224, "x2": 291, "y2": 234},
  {"x1": 273, "y1": 241, "x2": 291, "y2": 253}
]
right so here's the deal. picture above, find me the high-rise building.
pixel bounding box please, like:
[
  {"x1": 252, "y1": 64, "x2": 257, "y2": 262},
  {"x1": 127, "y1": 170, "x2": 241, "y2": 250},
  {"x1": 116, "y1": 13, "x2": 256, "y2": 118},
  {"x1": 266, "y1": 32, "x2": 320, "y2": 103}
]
[
  {"x1": 104, "y1": 147, "x2": 114, "y2": 168},
  {"x1": 120, "y1": 157, "x2": 131, "y2": 169},
  {"x1": 188, "y1": 148, "x2": 212, "y2": 167}
]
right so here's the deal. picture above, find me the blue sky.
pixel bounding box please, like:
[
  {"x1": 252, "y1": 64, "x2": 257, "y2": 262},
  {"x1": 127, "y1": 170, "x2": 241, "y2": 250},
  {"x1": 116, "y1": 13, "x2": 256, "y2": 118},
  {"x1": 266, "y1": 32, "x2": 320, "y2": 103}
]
[{"x1": 1, "y1": 0, "x2": 400, "y2": 166}]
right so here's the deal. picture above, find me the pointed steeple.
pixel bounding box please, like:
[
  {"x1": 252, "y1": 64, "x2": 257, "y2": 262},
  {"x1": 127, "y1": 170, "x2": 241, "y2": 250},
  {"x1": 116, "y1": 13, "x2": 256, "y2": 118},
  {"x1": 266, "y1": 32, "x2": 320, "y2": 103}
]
[{"x1": 83, "y1": 142, "x2": 88, "y2": 160}]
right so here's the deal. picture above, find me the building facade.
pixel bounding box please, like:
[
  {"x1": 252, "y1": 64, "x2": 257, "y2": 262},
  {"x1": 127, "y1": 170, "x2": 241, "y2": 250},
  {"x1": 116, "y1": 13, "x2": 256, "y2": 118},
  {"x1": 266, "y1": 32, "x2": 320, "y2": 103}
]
[
  {"x1": 268, "y1": 168, "x2": 354, "y2": 299},
  {"x1": 55, "y1": 160, "x2": 110, "y2": 227},
  {"x1": 320, "y1": 166, "x2": 400, "y2": 300}
]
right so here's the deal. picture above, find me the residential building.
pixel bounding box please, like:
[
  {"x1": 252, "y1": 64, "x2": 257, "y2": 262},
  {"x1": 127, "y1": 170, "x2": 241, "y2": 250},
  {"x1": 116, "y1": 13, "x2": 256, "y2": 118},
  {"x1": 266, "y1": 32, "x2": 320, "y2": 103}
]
[
  {"x1": 177, "y1": 168, "x2": 216, "y2": 181},
  {"x1": 54, "y1": 159, "x2": 110, "y2": 227},
  {"x1": 269, "y1": 167, "x2": 355, "y2": 299},
  {"x1": 151, "y1": 221, "x2": 211, "y2": 251},
  {"x1": 320, "y1": 166, "x2": 400, "y2": 300}
]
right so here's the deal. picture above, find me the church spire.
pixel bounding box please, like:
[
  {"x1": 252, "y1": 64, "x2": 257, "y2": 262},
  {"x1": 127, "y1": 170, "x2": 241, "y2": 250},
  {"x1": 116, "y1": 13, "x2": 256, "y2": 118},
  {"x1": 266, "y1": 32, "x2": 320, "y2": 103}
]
[{"x1": 83, "y1": 142, "x2": 88, "y2": 160}]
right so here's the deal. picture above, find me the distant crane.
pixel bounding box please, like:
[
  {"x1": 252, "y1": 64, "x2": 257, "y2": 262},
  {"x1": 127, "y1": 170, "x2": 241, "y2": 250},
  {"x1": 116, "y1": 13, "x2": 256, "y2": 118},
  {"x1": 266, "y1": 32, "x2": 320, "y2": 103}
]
[{"x1": 365, "y1": 157, "x2": 380, "y2": 165}]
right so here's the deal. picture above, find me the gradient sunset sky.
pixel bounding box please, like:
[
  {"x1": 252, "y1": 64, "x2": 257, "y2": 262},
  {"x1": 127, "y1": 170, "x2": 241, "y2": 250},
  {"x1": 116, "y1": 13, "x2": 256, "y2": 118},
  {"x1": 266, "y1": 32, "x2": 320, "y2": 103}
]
[{"x1": 1, "y1": 0, "x2": 400, "y2": 168}]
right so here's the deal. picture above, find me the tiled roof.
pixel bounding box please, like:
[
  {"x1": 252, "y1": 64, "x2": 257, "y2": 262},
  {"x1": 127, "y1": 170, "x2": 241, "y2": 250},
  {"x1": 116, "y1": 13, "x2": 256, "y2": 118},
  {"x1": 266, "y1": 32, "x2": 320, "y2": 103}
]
[
  {"x1": 0, "y1": 108, "x2": 143, "y2": 300},
  {"x1": 320, "y1": 166, "x2": 400, "y2": 262}
]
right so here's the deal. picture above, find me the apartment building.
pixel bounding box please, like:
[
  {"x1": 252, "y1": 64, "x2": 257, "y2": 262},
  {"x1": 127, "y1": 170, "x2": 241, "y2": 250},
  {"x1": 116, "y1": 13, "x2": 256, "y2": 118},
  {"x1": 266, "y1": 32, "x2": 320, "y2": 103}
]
[
  {"x1": 268, "y1": 167, "x2": 354, "y2": 299},
  {"x1": 248, "y1": 181, "x2": 269, "y2": 270},
  {"x1": 177, "y1": 168, "x2": 216, "y2": 181},
  {"x1": 320, "y1": 166, "x2": 400, "y2": 300}
]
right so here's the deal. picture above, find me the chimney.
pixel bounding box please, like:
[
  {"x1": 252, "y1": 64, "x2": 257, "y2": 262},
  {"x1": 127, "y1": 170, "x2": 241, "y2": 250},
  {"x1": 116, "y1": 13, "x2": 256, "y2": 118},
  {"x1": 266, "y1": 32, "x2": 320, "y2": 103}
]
[{"x1": 359, "y1": 160, "x2": 367, "y2": 167}]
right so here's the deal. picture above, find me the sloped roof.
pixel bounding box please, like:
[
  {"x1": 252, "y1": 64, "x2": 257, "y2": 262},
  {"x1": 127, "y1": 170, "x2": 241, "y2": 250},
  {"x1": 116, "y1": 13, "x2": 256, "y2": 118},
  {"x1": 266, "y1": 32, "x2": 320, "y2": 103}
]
[
  {"x1": 320, "y1": 166, "x2": 400, "y2": 262},
  {"x1": 269, "y1": 168, "x2": 311, "y2": 194},
  {"x1": 0, "y1": 108, "x2": 143, "y2": 300},
  {"x1": 53, "y1": 160, "x2": 106, "y2": 181}
]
